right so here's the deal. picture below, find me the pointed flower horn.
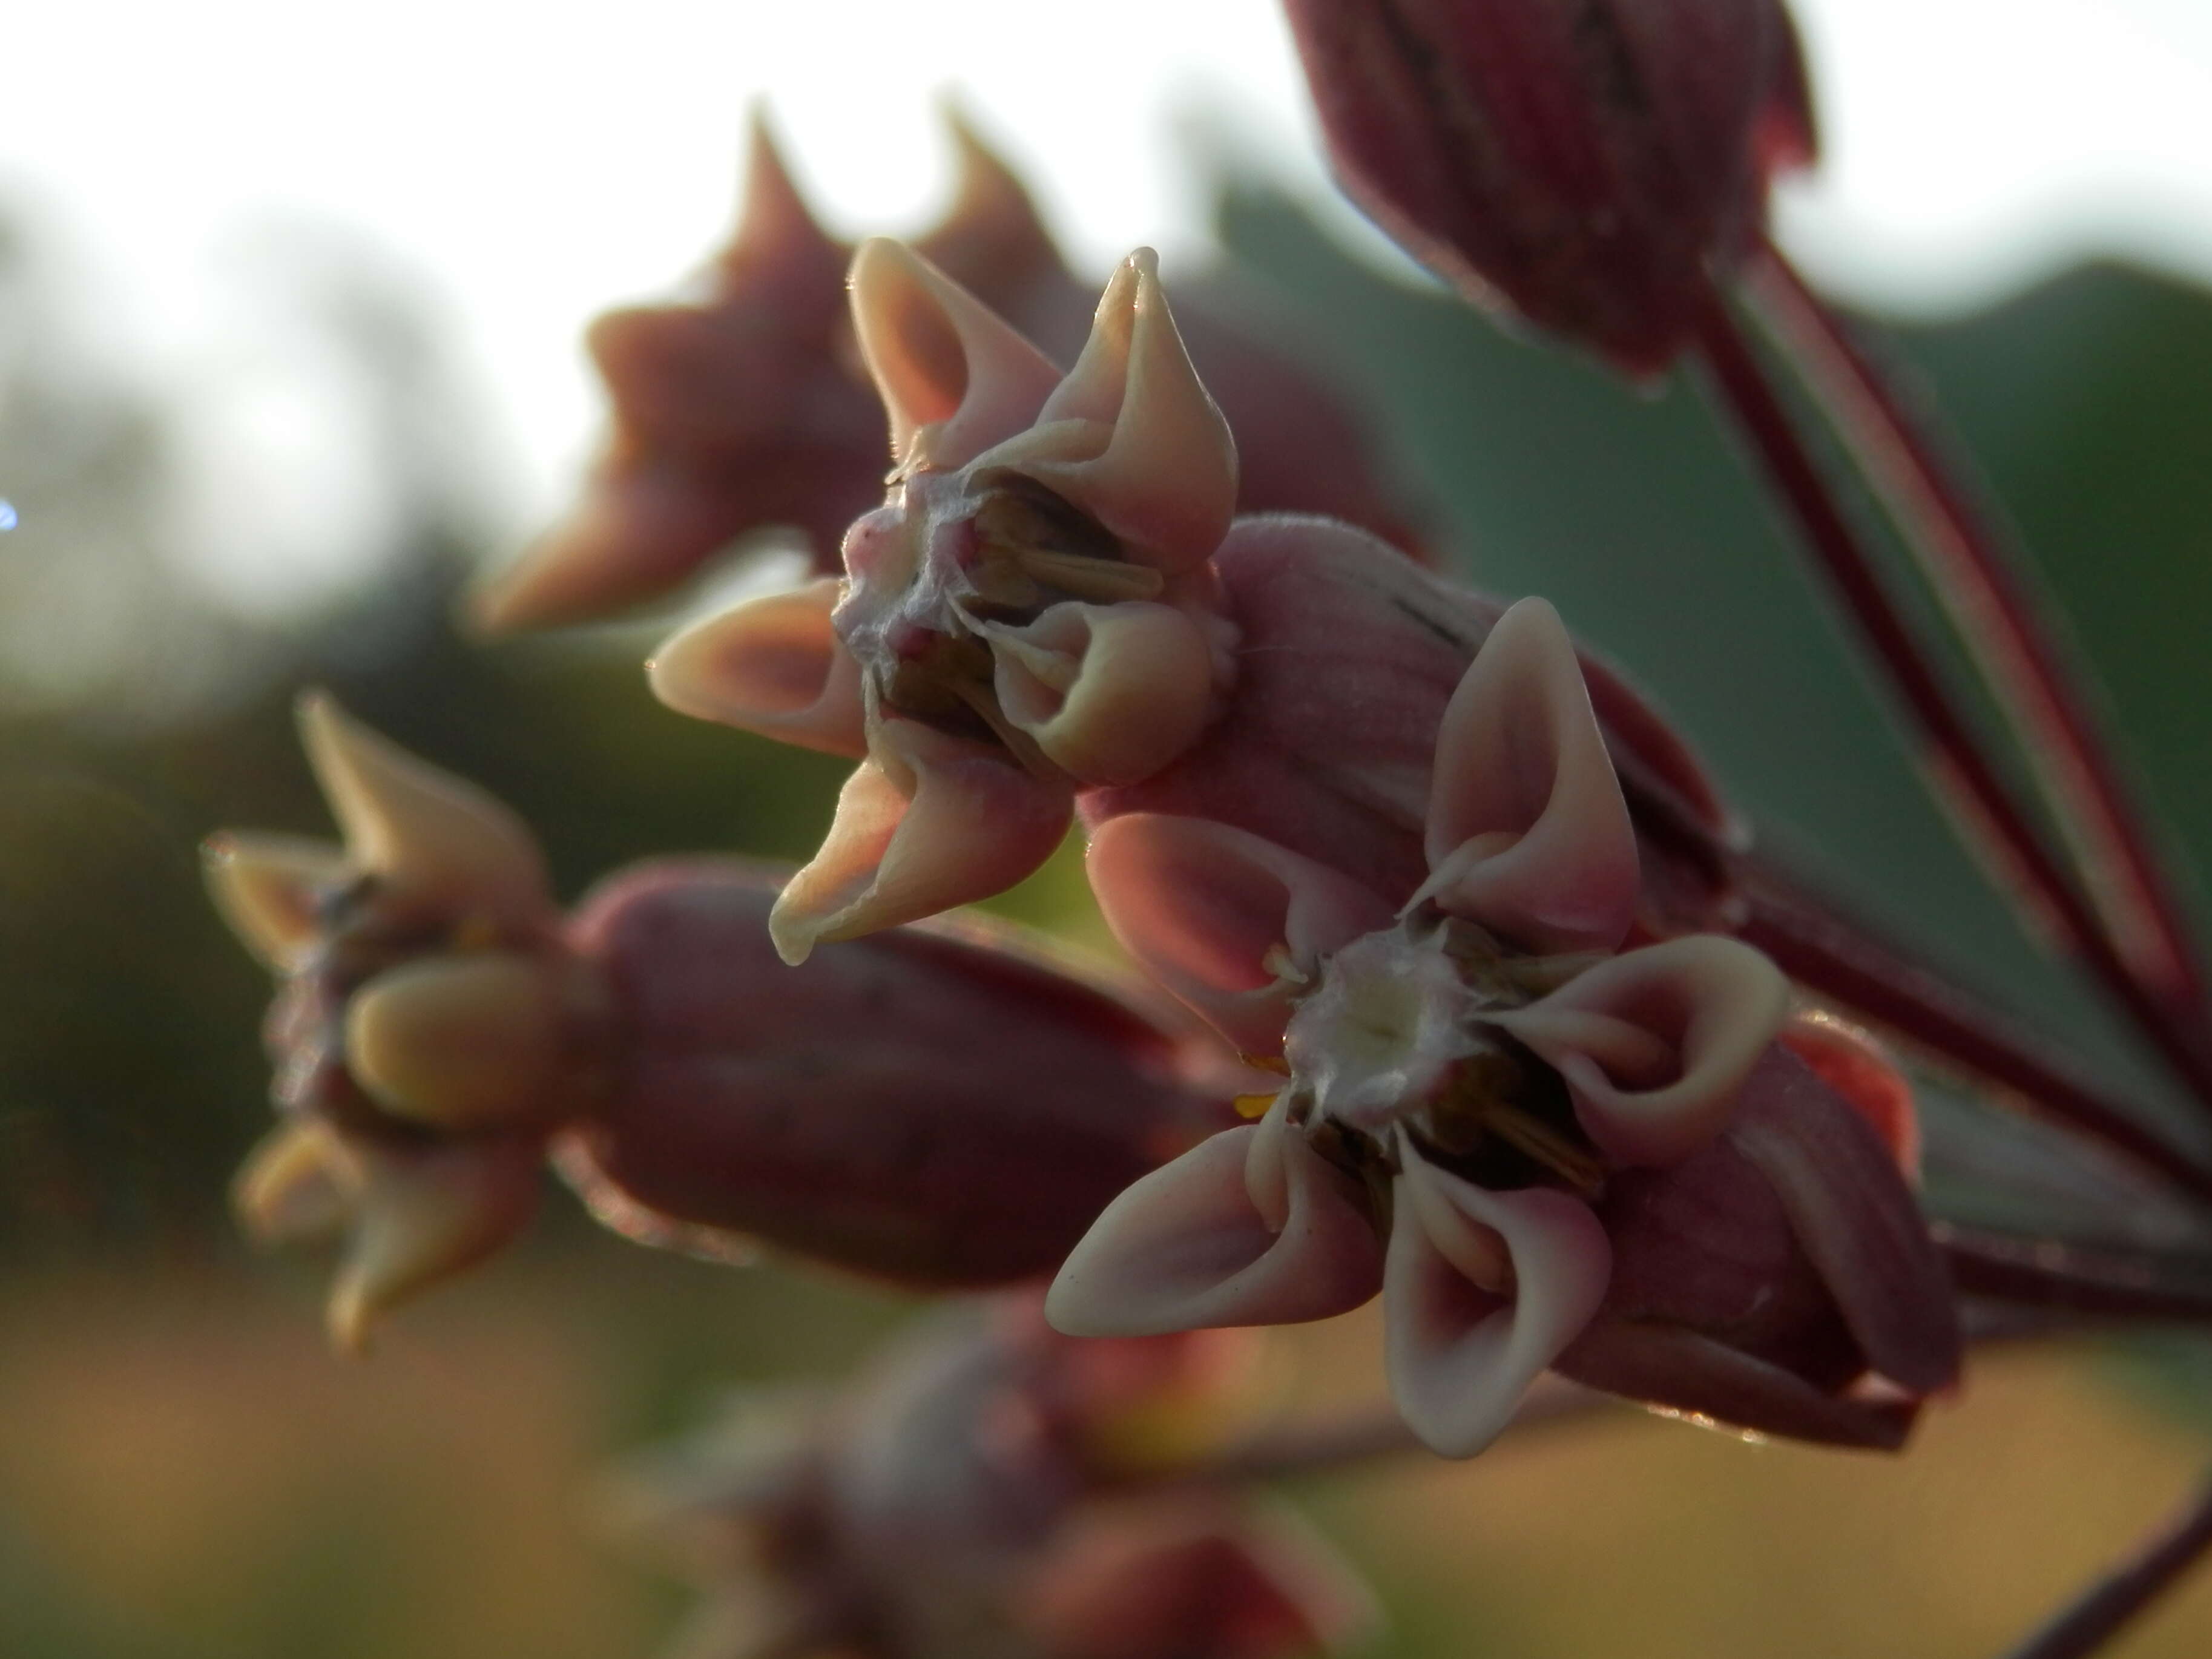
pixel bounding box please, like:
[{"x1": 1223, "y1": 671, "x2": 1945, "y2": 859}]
[
  {"x1": 848, "y1": 238, "x2": 1062, "y2": 475},
  {"x1": 233, "y1": 1120, "x2": 359, "y2": 1246},
  {"x1": 1415, "y1": 596, "x2": 1638, "y2": 953},
  {"x1": 767, "y1": 717, "x2": 1071, "y2": 964},
  {"x1": 1384, "y1": 1147, "x2": 1612, "y2": 1457},
  {"x1": 648, "y1": 577, "x2": 870, "y2": 758},
  {"x1": 992, "y1": 249, "x2": 1237, "y2": 576},
  {"x1": 1489, "y1": 936, "x2": 1791, "y2": 1167},
  {"x1": 1087, "y1": 814, "x2": 1397, "y2": 1056},
  {"x1": 201, "y1": 830, "x2": 350, "y2": 970},
  {"x1": 297, "y1": 692, "x2": 551, "y2": 927},
  {"x1": 326, "y1": 1140, "x2": 544, "y2": 1353},
  {"x1": 725, "y1": 106, "x2": 845, "y2": 277},
  {"x1": 1047, "y1": 1097, "x2": 1383, "y2": 1337}
]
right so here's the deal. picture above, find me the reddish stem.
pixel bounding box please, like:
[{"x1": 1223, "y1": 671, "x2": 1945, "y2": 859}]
[
  {"x1": 1734, "y1": 864, "x2": 2212, "y2": 1209},
  {"x1": 1998, "y1": 1464, "x2": 2212, "y2": 1659},
  {"x1": 1690, "y1": 287, "x2": 2212, "y2": 1114},
  {"x1": 1939, "y1": 1224, "x2": 2212, "y2": 1324},
  {"x1": 1745, "y1": 242, "x2": 2206, "y2": 1017}
]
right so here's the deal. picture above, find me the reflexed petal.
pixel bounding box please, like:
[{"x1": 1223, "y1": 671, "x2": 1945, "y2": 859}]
[
  {"x1": 327, "y1": 1138, "x2": 544, "y2": 1353},
  {"x1": 1415, "y1": 596, "x2": 1637, "y2": 953},
  {"x1": 1047, "y1": 1117, "x2": 1381, "y2": 1337},
  {"x1": 1728, "y1": 1045, "x2": 1961, "y2": 1394},
  {"x1": 1555, "y1": 1316, "x2": 1918, "y2": 1450},
  {"x1": 297, "y1": 691, "x2": 551, "y2": 927},
  {"x1": 1086, "y1": 814, "x2": 1397, "y2": 1055},
  {"x1": 848, "y1": 238, "x2": 1061, "y2": 473},
  {"x1": 649, "y1": 579, "x2": 870, "y2": 758},
  {"x1": 1489, "y1": 936, "x2": 1790, "y2": 1166},
  {"x1": 978, "y1": 249, "x2": 1237, "y2": 576},
  {"x1": 768, "y1": 720, "x2": 1071, "y2": 965},
  {"x1": 984, "y1": 600, "x2": 1216, "y2": 784},
  {"x1": 200, "y1": 831, "x2": 349, "y2": 970},
  {"x1": 1383, "y1": 1152, "x2": 1611, "y2": 1457},
  {"x1": 345, "y1": 953, "x2": 576, "y2": 1132},
  {"x1": 1780, "y1": 1011, "x2": 1921, "y2": 1177}
]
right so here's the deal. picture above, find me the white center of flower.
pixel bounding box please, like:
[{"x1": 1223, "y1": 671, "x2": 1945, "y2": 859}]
[{"x1": 1282, "y1": 924, "x2": 1489, "y2": 1136}]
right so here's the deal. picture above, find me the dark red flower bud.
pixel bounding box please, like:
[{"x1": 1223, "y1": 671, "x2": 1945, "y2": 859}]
[{"x1": 1280, "y1": 0, "x2": 1818, "y2": 372}]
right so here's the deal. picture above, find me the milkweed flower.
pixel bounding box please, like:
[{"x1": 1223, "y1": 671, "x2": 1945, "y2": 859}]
[
  {"x1": 1045, "y1": 599, "x2": 1960, "y2": 1455},
  {"x1": 203, "y1": 696, "x2": 1225, "y2": 1346},
  {"x1": 652, "y1": 241, "x2": 1731, "y2": 963},
  {"x1": 473, "y1": 111, "x2": 1423, "y2": 632},
  {"x1": 608, "y1": 1297, "x2": 1372, "y2": 1659},
  {"x1": 1280, "y1": 0, "x2": 1817, "y2": 373}
]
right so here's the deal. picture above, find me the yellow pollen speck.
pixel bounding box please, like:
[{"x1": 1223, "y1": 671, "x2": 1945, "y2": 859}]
[{"x1": 1233, "y1": 1092, "x2": 1280, "y2": 1120}]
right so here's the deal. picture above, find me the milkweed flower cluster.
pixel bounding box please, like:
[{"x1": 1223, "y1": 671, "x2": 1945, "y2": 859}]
[
  {"x1": 608, "y1": 1299, "x2": 1372, "y2": 1659},
  {"x1": 644, "y1": 235, "x2": 1958, "y2": 1454},
  {"x1": 189, "y1": 1, "x2": 2212, "y2": 1651},
  {"x1": 206, "y1": 697, "x2": 1226, "y2": 1345}
]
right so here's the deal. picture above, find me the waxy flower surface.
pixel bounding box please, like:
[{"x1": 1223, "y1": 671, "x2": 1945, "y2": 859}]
[
  {"x1": 1047, "y1": 599, "x2": 1960, "y2": 1454},
  {"x1": 475, "y1": 111, "x2": 1422, "y2": 632},
  {"x1": 653, "y1": 241, "x2": 1734, "y2": 964},
  {"x1": 205, "y1": 697, "x2": 1227, "y2": 1344}
]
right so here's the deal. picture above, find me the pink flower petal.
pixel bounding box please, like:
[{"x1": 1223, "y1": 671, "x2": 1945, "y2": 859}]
[
  {"x1": 975, "y1": 249, "x2": 1238, "y2": 576},
  {"x1": 1383, "y1": 1151, "x2": 1611, "y2": 1457},
  {"x1": 1087, "y1": 814, "x2": 1397, "y2": 1056},
  {"x1": 1417, "y1": 595, "x2": 1638, "y2": 953},
  {"x1": 769, "y1": 720, "x2": 1071, "y2": 964},
  {"x1": 649, "y1": 577, "x2": 870, "y2": 758},
  {"x1": 848, "y1": 238, "x2": 1064, "y2": 474},
  {"x1": 1489, "y1": 936, "x2": 1789, "y2": 1167},
  {"x1": 1046, "y1": 1112, "x2": 1381, "y2": 1337}
]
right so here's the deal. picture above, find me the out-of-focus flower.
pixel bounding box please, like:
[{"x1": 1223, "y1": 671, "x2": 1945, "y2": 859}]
[
  {"x1": 1047, "y1": 600, "x2": 1959, "y2": 1455},
  {"x1": 608, "y1": 1296, "x2": 1374, "y2": 1659},
  {"x1": 472, "y1": 111, "x2": 1424, "y2": 632},
  {"x1": 205, "y1": 697, "x2": 1228, "y2": 1345},
  {"x1": 1280, "y1": 0, "x2": 1818, "y2": 373},
  {"x1": 652, "y1": 243, "x2": 1732, "y2": 963}
]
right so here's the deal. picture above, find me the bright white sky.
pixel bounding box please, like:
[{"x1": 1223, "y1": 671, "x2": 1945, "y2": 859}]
[{"x1": 3, "y1": 0, "x2": 2210, "y2": 612}]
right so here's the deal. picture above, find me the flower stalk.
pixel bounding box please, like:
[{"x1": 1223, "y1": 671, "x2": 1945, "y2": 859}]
[
  {"x1": 1743, "y1": 238, "x2": 2208, "y2": 1019},
  {"x1": 1999, "y1": 1464, "x2": 2212, "y2": 1659},
  {"x1": 1689, "y1": 281, "x2": 2212, "y2": 1114}
]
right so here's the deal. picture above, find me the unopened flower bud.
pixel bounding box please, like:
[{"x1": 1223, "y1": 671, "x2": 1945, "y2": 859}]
[
  {"x1": 205, "y1": 699, "x2": 1230, "y2": 1339},
  {"x1": 1282, "y1": 0, "x2": 1819, "y2": 372}
]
